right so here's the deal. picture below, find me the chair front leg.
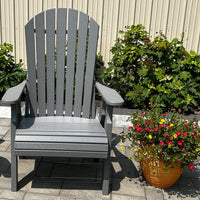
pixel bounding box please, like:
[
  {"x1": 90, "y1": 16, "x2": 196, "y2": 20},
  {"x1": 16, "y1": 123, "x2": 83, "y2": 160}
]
[{"x1": 11, "y1": 104, "x2": 20, "y2": 191}]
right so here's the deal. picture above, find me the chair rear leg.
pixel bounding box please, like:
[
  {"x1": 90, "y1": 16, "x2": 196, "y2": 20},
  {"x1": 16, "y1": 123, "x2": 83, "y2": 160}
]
[
  {"x1": 11, "y1": 154, "x2": 18, "y2": 191},
  {"x1": 102, "y1": 158, "x2": 111, "y2": 195}
]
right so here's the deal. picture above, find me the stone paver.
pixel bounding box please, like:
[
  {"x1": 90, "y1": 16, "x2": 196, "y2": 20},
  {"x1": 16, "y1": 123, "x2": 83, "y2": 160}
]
[{"x1": 0, "y1": 116, "x2": 200, "y2": 200}]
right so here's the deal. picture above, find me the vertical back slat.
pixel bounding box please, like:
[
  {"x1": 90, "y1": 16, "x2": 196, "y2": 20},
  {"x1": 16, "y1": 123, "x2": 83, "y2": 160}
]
[
  {"x1": 25, "y1": 18, "x2": 37, "y2": 117},
  {"x1": 46, "y1": 9, "x2": 55, "y2": 116},
  {"x1": 56, "y1": 8, "x2": 67, "y2": 116},
  {"x1": 65, "y1": 9, "x2": 78, "y2": 116},
  {"x1": 82, "y1": 19, "x2": 99, "y2": 118},
  {"x1": 74, "y1": 12, "x2": 89, "y2": 117},
  {"x1": 35, "y1": 12, "x2": 46, "y2": 116}
]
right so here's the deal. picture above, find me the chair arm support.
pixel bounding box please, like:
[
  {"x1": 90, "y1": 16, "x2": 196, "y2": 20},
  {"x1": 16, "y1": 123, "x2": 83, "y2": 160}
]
[
  {"x1": 1, "y1": 80, "x2": 27, "y2": 105},
  {"x1": 95, "y1": 82, "x2": 124, "y2": 106}
]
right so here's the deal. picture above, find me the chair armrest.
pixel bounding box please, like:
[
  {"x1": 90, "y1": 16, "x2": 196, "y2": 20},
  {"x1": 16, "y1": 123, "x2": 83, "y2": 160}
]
[
  {"x1": 96, "y1": 82, "x2": 124, "y2": 106},
  {"x1": 1, "y1": 80, "x2": 27, "y2": 105}
]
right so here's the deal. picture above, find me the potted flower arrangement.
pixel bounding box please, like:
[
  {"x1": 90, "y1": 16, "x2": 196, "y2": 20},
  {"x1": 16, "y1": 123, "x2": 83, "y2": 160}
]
[{"x1": 121, "y1": 105, "x2": 200, "y2": 188}]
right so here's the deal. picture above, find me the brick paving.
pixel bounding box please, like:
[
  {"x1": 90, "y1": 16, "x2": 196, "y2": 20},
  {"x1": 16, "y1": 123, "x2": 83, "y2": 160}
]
[{"x1": 0, "y1": 118, "x2": 200, "y2": 200}]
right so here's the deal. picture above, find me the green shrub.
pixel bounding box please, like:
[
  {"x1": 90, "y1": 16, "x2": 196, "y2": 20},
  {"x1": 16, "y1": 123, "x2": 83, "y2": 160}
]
[
  {"x1": 101, "y1": 25, "x2": 200, "y2": 113},
  {"x1": 0, "y1": 43, "x2": 27, "y2": 98}
]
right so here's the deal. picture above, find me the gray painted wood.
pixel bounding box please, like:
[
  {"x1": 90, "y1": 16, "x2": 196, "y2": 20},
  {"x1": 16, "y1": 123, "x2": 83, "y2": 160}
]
[
  {"x1": 82, "y1": 19, "x2": 99, "y2": 118},
  {"x1": 16, "y1": 131, "x2": 106, "y2": 136},
  {"x1": 102, "y1": 158, "x2": 111, "y2": 195},
  {"x1": 56, "y1": 8, "x2": 67, "y2": 115},
  {"x1": 91, "y1": 82, "x2": 96, "y2": 119},
  {"x1": 25, "y1": 18, "x2": 37, "y2": 117},
  {"x1": 35, "y1": 12, "x2": 46, "y2": 116},
  {"x1": 74, "y1": 12, "x2": 89, "y2": 117},
  {"x1": 15, "y1": 150, "x2": 108, "y2": 158},
  {"x1": 15, "y1": 135, "x2": 108, "y2": 143},
  {"x1": 11, "y1": 104, "x2": 19, "y2": 191},
  {"x1": 9, "y1": 8, "x2": 114, "y2": 194},
  {"x1": 96, "y1": 82, "x2": 124, "y2": 106},
  {"x1": 17, "y1": 117, "x2": 106, "y2": 132},
  {"x1": 46, "y1": 9, "x2": 55, "y2": 116},
  {"x1": 1, "y1": 80, "x2": 26, "y2": 104},
  {"x1": 65, "y1": 9, "x2": 78, "y2": 116},
  {"x1": 15, "y1": 142, "x2": 108, "y2": 151}
]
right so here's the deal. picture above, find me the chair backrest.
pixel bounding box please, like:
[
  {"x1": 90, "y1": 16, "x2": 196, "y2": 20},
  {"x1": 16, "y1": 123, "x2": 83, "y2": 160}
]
[{"x1": 25, "y1": 8, "x2": 99, "y2": 118}]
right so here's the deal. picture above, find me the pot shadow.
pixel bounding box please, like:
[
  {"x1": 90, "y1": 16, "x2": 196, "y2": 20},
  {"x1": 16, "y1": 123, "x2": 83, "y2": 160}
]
[
  {"x1": 0, "y1": 156, "x2": 11, "y2": 178},
  {"x1": 160, "y1": 166, "x2": 200, "y2": 198}
]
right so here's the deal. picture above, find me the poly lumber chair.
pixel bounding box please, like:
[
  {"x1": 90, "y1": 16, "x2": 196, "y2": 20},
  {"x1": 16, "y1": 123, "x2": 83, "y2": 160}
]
[{"x1": 1, "y1": 8, "x2": 124, "y2": 195}]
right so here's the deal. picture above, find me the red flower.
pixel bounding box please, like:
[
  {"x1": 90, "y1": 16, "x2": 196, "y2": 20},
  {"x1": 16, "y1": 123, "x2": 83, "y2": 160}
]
[
  {"x1": 162, "y1": 113, "x2": 166, "y2": 116},
  {"x1": 182, "y1": 132, "x2": 187, "y2": 136},
  {"x1": 177, "y1": 141, "x2": 183, "y2": 145},
  {"x1": 146, "y1": 121, "x2": 151, "y2": 125},
  {"x1": 160, "y1": 124, "x2": 165, "y2": 128},
  {"x1": 191, "y1": 130, "x2": 195, "y2": 135},
  {"x1": 189, "y1": 164, "x2": 194, "y2": 169},
  {"x1": 153, "y1": 127, "x2": 159, "y2": 132},
  {"x1": 184, "y1": 123, "x2": 189, "y2": 127},
  {"x1": 135, "y1": 127, "x2": 143, "y2": 132},
  {"x1": 128, "y1": 126, "x2": 133, "y2": 130},
  {"x1": 166, "y1": 125, "x2": 170, "y2": 129},
  {"x1": 176, "y1": 132, "x2": 181, "y2": 136},
  {"x1": 145, "y1": 127, "x2": 151, "y2": 132},
  {"x1": 160, "y1": 141, "x2": 164, "y2": 146},
  {"x1": 166, "y1": 135, "x2": 171, "y2": 139},
  {"x1": 197, "y1": 133, "x2": 200, "y2": 138},
  {"x1": 142, "y1": 112, "x2": 145, "y2": 115},
  {"x1": 181, "y1": 147, "x2": 185, "y2": 151},
  {"x1": 167, "y1": 141, "x2": 172, "y2": 145}
]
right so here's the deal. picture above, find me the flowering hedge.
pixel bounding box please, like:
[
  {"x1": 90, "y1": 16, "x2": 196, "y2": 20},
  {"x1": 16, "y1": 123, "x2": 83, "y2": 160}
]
[
  {"x1": 121, "y1": 107, "x2": 200, "y2": 169},
  {"x1": 102, "y1": 25, "x2": 200, "y2": 113}
]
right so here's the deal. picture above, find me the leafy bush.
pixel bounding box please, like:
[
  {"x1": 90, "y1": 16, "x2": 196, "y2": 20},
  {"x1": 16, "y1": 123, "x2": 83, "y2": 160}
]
[
  {"x1": 102, "y1": 25, "x2": 200, "y2": 113},
  {"x1": 0, "y1": 43, "x2": 27, "y2": 98}
]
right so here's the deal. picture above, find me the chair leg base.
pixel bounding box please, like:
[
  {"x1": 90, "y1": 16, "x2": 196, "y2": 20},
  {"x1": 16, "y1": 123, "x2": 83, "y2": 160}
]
[
  {"x1": 102, "y1": 158, "x2": 111, "y2": 195},
  {"x1": 11, "y1": 155, "x2": 18, "y2": 192}
]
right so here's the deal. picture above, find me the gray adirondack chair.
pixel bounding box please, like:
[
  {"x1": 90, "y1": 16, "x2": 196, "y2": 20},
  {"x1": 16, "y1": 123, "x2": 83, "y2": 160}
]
[{"x1": 1, "y1": 8, "x2": 124, "y2": 195}]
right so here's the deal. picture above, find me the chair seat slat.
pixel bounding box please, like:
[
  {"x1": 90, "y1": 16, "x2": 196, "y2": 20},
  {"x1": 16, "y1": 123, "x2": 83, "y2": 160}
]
[{"x1": 15, "y1": 142, "x2": 108, "y2": 151}]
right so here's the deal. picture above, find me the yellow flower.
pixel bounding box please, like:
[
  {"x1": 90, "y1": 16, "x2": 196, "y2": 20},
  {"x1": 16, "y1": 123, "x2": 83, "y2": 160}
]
[
  {"x1": 159, "y1": 119, "x2": 165, "y2": 124},
  {"x1": 120, "y1": 146, "x2": 124, "y2": 151},
  {"x1": 195, "y1": 148, "x2": 200, "y2": 152},
  {"x1": 148, "y1": 135, "x2": 152, "y2": 139},
  {"x1": 120, "y1": 138, "x2": 123, "y2": 142},
  {"x1": 173, "y1": 134, "x2": 177, "y2": 139},
  {"x1": 128, "y1": 156, "x2": 132, "y2": 159},
  {"x1": 133, "y1": 148, "x2": 138, "y2": 151},
  {"x1": 170, "y1": 123, "x2": 174, "y2": 127},
  {"x1": 135, "y1": 118, "x2": 139, "y2": 121}
]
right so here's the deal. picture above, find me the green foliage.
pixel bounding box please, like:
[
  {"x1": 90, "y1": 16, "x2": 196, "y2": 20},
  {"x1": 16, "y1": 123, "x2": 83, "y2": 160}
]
[
  {"x1": 121, "y1": 106, "x2": 200, "y2": 169},
  {"x1": 102, "y1": 25, "x2": 200, "y2": 113},
  {"x1": 0, "y1": 43, "x2": 27, "y2": 97}
]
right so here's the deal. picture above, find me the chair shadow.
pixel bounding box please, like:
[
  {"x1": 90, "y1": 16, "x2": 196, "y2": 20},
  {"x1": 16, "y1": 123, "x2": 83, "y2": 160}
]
[
  {"x1": 15, "y1": 132, "x2": 200, "y2": 198},
  {"x1": 17, "y1": 132, "x2": 139, "y2": 193},
  {"x1": 111, "y1": 133, "x2": 139, "y2": 192}
]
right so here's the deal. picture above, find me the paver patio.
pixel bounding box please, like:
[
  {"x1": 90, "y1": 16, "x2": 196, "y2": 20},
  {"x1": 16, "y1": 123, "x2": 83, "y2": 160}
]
[{"x1": 0, "y1": 117, "x2": 200, "y2": 200}]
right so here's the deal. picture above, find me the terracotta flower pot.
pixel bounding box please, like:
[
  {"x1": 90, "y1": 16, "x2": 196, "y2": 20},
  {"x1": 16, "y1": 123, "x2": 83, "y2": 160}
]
[{"x1": 140, "y1": 157, "x2": 183, "y2": 188}]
